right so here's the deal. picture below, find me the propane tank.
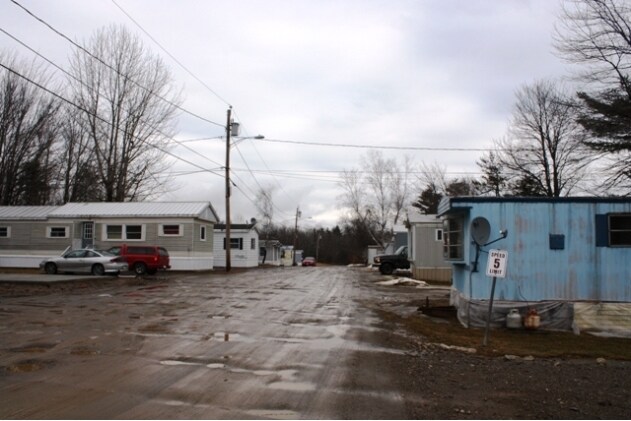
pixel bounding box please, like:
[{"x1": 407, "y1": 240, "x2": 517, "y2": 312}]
[
  {"x1": 506, "y1": 309, "x2": 522, "y2": 329},
  {"x1": 524, "y1": 309, "x2": 541, "y2": 330}
]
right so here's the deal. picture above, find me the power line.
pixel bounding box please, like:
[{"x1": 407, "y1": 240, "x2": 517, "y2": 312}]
[
  {"x1": 259, "y1": 137, "x2": 495, "y2": 152},
  {"x1": 0, "y1": 59, "x2": 224, "y2": 181},
  {"x1": 110, "y1": 0, "x2": 232, "y2": 108},
  {"x1": 8, "y1": 0, "x2": 224, "y2": 128},
  {"x1": 231, "y1": 110, "x2": 298, "y2": 213},
  {"x1": 0, "y1": 26, "x2": 225, "y2": 170}
]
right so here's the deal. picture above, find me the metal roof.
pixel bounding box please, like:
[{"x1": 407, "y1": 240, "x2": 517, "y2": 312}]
[
  {"x1": 0, "y1": 206, "x2": 60, "y2": 220},
  {"x1": 48, "y1": 202, "x2": 219, "y2": 222},
  {"x1": 406, "y1": 207, "x2": 440, "y2": 224}
]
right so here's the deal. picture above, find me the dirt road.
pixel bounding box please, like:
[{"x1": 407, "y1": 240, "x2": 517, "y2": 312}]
[{"x1": 1, "y1": 266, "x2": 629, "y2": 419}]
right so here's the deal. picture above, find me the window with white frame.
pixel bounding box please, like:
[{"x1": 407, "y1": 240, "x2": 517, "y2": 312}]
[
  {"x1": 0, "y1": 226, "x2": 10, "y2": 238},
  {"x1": 126, "y1": 225, "x2": 143, "y2": 240},
  {"x1": 200, "y1": 225, "x2": 207, "y2": 241},
  {"x1": 251, "y1": 238, "x2": 256, "y2": 250},
  {"x1": 47, "y1": 226, "x2": 69, "y2": 238},
  {"x1": 223, "y1": 237, "x2": 243, "y2": 250},
  {"x1": 160, "y1": 224, "x2": 182, "y2": 236},
  {"x1": 435, "y1": 228, "x2": 443, "y2": 242},
  {"x1": 104, "y1": 224, "x2": 145, "y2": 241},
  {"x1": 443, "y1": 218, "x2": 464, "y2": 260}
]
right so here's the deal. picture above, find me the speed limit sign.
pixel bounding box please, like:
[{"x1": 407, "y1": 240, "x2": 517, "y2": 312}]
[{"x1": 486, "y1": 249, "x2": 508, "y2": 278}]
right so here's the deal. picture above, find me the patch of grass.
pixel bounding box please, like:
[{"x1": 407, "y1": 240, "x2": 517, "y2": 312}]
[{"x1": 378, "y1": 308, "x2": 631, "y2": 360}]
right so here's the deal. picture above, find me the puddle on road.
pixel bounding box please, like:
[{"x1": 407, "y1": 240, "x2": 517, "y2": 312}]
[
  {"x1": 246, "y1": 409, "x2": 300, "y2": 420},
  {"x1": 207, "y1": 363, "x2": 225, "y2": 369},
  {"x1": 160, "y1": 360, "x2": 200, "y2": 367},
  {"x1": 267, "y1": 381, "x2": 316, "y2": 392},
  {"x1": 159, "y1": 359, "x2": 317, "y2": 391},
  {"x1": 208, "y1": 332, "x2": 253, "y2": 342}
]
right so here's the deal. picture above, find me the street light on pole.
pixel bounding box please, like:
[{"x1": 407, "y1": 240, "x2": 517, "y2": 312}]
[{"x1": 223, "y1": 107, "x2": 264, "y2": 272}]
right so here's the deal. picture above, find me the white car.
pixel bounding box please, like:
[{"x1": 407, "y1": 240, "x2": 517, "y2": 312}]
[{"x1": 40, "y1": 249, "x2": 128, "y2": 276}]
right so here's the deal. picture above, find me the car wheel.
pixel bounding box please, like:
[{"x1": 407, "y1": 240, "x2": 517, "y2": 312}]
[
  {"x1": 134, "y1": 262, "x2": 147, "y2": 275},
  {"x1": 91, "y1": 264, "x2": 105, "y2": 276},
  {"x1": 44, "y1": 262, "x2": 57, "y2": 275},
  {"x1": 380, "y1": 263, "x2": 394, "y2": 275}
]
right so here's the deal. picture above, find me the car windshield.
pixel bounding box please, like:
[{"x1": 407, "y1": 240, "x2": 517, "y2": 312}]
[{"x1": 395, "y1": 246, "x2": 407, "y2": 255}]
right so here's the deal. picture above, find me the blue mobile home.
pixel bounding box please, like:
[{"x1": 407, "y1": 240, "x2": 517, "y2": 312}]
[{"x1": 438, "y1": 197, "x2": 631, "y2": 337}]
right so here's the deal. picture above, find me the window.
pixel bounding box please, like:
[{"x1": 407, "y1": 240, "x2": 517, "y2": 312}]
[
  {"x1": 200, "y1": 225, "x2": 207, "y2": 241},
  {"x1": 443, "y1": 218, "x2": 464, "y2": 260},
  {"x1": 435, "y1": 228, "x2": 443, "y2": 242},
  {"x1": 223, "y1": 237, "x2": 243, "y2": 250},
  {"x1": 126, "y1": 225, "x2": 142, "y2": 240},
  {"x1": 610, "y1": 214, "x2": 631, "y2": 246},
  {"x1": 104, "y1": 224, "x2": 145, "y2": 241},
  {"x1": 64, "y1": 250, "x2": 86, "y2": 258},
  {"x1": 0, "y1": 226, "x2": 10, "y2": 238},
  {"x1": 47, "y1": 226, "x2": 68, "y2": 238},
  {"x1": 160, "y1": 224, "x2": 182, "y2": 236},
  {"x1": 106, "y1": 225, "x2": 123, "y2": 240}
]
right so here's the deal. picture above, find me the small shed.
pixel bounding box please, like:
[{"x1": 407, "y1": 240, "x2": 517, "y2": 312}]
[
  {"x1": 213, "y1": 223, "x2": 259, "y2": 268},
  {"x1": 406, "y1": 208, "x2": 451, "y2": 283},
  {"x1": 259, "y1": 239, "x2": 282, "y2": 266},
  {"x1": 438, "y1": 196, "x2": 631, "y2": 337},
  {"x1": 366, "y1": 245, "x2": 385, "y2": 266}
]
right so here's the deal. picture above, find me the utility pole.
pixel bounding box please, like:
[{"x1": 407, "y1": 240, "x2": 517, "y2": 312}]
[
  {"x1": 316, "y1": 232, "x2": 322, "y2": 262},
  {"x1": 225, "y1": 107, "x2": 232, "y2": 272},
  {"x1": 292, "y1": 206, "x2": 301, "y2": 266}
]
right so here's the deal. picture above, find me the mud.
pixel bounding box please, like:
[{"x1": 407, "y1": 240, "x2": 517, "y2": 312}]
[{"x1": 0, "y1": 267, "x2": 629, "y2": 419}]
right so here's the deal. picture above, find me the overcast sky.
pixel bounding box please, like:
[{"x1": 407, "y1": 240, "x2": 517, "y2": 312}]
[{"x1": 1, "y1": 0, "x2": 570, "y2": 228}]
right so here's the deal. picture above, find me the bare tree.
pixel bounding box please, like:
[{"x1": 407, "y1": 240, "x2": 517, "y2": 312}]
[
  {"x1": 389, "y1": 154, "x2": 413, "y2": 224},
  {"x1": 0, "y1": 53, "x2": 59, "y2": 205},
  {"x1": 498, "y1": 80, "x2": 592, "y2": 197},
  {"x1": 67, "y1": 25, "x2": 180, "y2": 202},
  {"x1": 412, "y1": 162, "x2": 447, "y2": 214},
  {"x1": 338, "y1": 168, "x2": 381, "y2": 245},
  {"x1": 555, "y1": 0, "x2": 631, "y2": 89},
  {"x1": 254, "y1": 184, "x2": 275, "y2": 236},
  {"x1": 338, "y1": 151, "x2": 414, "y2": 247},
  {"x1": 555, "y1": 0, "x2": 631, "y2": 193},
  {"x1": 57, "y1": 106, "x2": 101, "y2": 202}
]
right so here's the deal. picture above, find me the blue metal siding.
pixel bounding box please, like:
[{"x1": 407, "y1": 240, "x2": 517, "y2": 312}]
[{"x1": 449, "y1": 200, "x2": 631, "y2": 302}]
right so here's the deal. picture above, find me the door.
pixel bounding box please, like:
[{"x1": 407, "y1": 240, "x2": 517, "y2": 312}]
[
  {"x1": 61, "y1": 249, "x2": 87, "y2": 272},
  {"x1": 82, "y1": 222, "x2": 94, "y2": 249}
]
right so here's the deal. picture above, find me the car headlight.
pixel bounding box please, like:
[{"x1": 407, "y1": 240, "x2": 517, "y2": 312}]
[{"x1": 374, "y1": 257, "x2": 380, "y2": 263}]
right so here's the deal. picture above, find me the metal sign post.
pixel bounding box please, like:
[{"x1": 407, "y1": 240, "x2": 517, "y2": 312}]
[{"x1": 483, "y1": 249, "x2": 508, "y2": 346}]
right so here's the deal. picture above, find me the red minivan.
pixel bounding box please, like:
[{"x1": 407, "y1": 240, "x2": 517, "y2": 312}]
[{"x1": 107, "y1": 244, "x2": 171, "y2": 275}]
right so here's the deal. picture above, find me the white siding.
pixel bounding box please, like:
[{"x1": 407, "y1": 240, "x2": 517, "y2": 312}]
[{"x1": 213, "y1": 229, "x2": 259, "y2": 268}]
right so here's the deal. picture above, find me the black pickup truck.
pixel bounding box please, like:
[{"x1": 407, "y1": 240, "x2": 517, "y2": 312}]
[{"x1": 373, "y1": 245, "x2": 410, "y2": 275}]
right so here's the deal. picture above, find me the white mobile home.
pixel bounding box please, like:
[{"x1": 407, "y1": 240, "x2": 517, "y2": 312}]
[
  {"x1": 0, "y1": 202, "x2": 220, "y2": 271},
  {"x1": 213, "y1": 223, "x2": 260, "y2": 268}
]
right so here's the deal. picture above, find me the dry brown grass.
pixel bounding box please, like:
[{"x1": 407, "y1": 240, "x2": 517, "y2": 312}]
[{"x1": 378, "y1": 308, "x2": 631, "y2": 360}]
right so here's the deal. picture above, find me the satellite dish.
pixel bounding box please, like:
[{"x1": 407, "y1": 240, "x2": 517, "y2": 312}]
[{"x1": 471, "y1": 217, "x2": 491, "y2": 245}]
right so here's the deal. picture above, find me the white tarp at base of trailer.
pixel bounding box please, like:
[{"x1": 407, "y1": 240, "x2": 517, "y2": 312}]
[
  {"x1": 451, "y1": 290, "x2": 574, "y2": 331},
  {"x1": 450, "y1": 291, "x2": 631, "y2": 338},
  {"x1": 572, "y1": 302, "x2": 631, "y2": 338}
]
